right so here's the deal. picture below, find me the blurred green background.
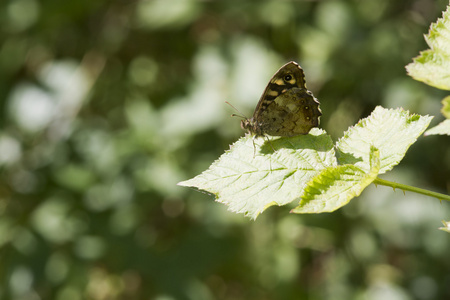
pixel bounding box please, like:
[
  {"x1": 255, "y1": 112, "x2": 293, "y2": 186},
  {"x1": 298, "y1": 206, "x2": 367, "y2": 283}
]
[{"x1": 1, "y1": 0, "x2": 450, "y2": 299}]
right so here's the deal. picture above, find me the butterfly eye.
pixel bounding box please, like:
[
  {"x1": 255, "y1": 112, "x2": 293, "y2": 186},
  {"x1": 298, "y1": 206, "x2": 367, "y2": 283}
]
[{"x1": 284, "y1": 74, "x2": 292, "y2": 81}]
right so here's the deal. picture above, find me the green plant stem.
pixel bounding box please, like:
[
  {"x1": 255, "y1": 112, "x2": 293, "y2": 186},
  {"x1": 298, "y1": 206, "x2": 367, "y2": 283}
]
[{"x1": 373, "y1": 177, "x2": 450, "y2": 202}]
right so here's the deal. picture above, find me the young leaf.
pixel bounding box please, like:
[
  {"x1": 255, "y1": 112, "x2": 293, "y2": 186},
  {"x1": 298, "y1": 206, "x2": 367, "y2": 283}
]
[
  {"x1": 425, "y1": 96, "x2": 450, "y2": 136},
  {"x1": 439, "y1": 220, "x2": 450, "y2": 233},
  {"x1": 292, "y1": 146, "x2": 380, "y2": 214},
  {"x1": 337, "y1": 106, "x2": 432, "y2": 174},
  {"x1": 441, "y1": 95, "x2": 450, "y2": 119},
  {"x1": 178, "y1": 128, "x2": 336, "y2": 219},
  {"x1": 424, "y1": 119, "x2": 450, "y2": 136},
  {"x1": 406, "y1": 4, "x2": 450, "y2": 90}
]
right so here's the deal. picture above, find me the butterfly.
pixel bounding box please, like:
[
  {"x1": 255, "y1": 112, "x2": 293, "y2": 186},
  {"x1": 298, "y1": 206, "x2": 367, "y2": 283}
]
[{"x1": 241, "y1": 61, "x2": 321, "y2": 137}]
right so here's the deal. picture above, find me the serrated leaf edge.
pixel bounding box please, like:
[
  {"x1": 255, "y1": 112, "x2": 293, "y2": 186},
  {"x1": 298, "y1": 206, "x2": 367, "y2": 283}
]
[{"x1": 291, "y1": 147, "x2": 380, "y2": 214}]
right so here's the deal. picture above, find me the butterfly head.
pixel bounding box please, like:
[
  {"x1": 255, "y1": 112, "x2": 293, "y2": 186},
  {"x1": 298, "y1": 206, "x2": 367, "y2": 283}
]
[{"x1": 241, "y1": 118, "x2": 263, "y2": 137}]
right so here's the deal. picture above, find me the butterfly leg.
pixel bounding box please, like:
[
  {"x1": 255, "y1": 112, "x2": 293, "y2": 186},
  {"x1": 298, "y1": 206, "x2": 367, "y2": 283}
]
[
  {"x1": 264, "y1": 136, "x2": 276, "y2": 153},
  {"x1": 252, "y1": 136, "x2": 256, "y2": 158},
  {"x1": 264, "y1": 136, "x2": 275, "y2": 172}
]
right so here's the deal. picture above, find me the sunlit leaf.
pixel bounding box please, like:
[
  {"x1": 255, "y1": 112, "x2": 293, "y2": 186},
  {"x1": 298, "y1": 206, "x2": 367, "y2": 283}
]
[
  {"x1": 439, "y1": 220, "x2": 450, "y2": 233},
  {"x1": 178, "y1": 129, "x2": 336, "y2": 219},
  {"x1": 337, "y1": 106, "x2": 432, "y2": 174},
  {"x1": 441, "y1": 95, "x2": 450, "y2": 118},
  {"x1": 424, "y1": 96, "x2": 450, "y2": 135},
  {"x1": 424, "y1": 119, "x2": 450, "y2": 136},
  {"x1": 292, "y1": 146, "x2": 379, "y2": 214},
  {"x1": 406, "y1": 4, "x2": 450, "y2": 90}
]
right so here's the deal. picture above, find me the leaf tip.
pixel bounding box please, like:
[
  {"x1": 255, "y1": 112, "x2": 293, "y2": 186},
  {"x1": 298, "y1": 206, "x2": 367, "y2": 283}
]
[{"x1": 177, "y1": 180, "x2": 190, "y2": 187}]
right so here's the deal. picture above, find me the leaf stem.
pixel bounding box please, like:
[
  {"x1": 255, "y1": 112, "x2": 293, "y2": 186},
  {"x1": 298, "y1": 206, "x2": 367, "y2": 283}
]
[{"x1": 373, "y1": 177, "x2": 450, "y2": 202}]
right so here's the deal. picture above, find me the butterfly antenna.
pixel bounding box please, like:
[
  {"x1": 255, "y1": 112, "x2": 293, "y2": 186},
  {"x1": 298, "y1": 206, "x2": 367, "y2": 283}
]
[{"x1": 225, "y1": 101, "x2": 247, "y2": 119}]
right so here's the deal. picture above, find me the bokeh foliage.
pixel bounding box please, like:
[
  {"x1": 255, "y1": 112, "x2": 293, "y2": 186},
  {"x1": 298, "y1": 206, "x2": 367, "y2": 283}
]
[{"x1": 1, "y1": 0, "x2": 450, "y2": 299}]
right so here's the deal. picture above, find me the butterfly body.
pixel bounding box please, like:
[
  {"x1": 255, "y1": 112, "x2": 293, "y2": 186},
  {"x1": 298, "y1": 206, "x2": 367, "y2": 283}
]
[{"x1": 241, "y1": 61, "x2": 321, "y2": 137}]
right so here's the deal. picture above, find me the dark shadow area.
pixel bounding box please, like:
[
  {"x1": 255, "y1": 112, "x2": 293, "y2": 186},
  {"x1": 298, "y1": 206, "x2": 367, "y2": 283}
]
[{"x1": 259, "y1": 131, "x2": 334, "y2": 154}]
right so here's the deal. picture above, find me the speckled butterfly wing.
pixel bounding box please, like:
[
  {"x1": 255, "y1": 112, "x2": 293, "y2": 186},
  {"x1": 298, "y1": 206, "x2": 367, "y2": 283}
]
[
  {"x1": 241, "y1": 61, "x2": 321, "y2": 137},
  {"x1": 253, "y1": 61, "x2": 307, "y2": 113}
]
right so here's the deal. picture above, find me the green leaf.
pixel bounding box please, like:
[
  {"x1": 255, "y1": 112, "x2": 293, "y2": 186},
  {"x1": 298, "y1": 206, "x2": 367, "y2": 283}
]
[
  {"x1": 178, "y1": 128, "x2": 336, "y2": 219},
  {"x1": 179, "y1": 107, "x2": 432, "y2": 219},
  {"x1": 337, "y1": 106, "x2": 432, "y2": 174},
  {"x1": 424, "y1": 119, "x2": 450, "y2": 136},
  {"x1": 292, "y1": 146, "x2": 380, "y2": 214},
  {"x1": 442, "y1": 95, "x2": 450, "y2": 118},
  {"x1": 439, "y1": 220, "x2": 450, "y2": 233},
  {"x1": 406, "y1": 4, "x2": 450, "y2": 90},
  {"x1": 424, "y1": 96, "x2": 450, "y2": 135}
]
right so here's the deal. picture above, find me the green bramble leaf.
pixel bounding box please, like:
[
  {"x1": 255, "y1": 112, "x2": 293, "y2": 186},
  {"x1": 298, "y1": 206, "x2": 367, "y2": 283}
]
[
  {"x1": 439, "y1": 220, "x2": 450, "y2": 233},
  {"x1": 337, "y1": 106, "x2": 432, "y2": 174},
  {"x1": 425, "y1": 119, "x2": 450, "y2": 136},
  {"x1": 406, "y1": 4, "x2": 450, "y2": 90},
  {"x1": 178, "y1": 128, "x2": 335, "y2": 219},
  {"x1": 178, "y1": 107, "x2": 432, "y2": 218},
  {"x1": 441, "y1": 95, "x2": 450, "y2": 118},
  {"x1": 292, "y1": 146, "x2": 379, "y2": 214},
  {"x1": 425, "y1": 96, "x2": 450, "y2": 136}
]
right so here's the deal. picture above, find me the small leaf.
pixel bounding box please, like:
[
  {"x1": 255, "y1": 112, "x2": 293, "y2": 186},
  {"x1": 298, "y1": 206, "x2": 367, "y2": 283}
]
[
  {"x1": 406, "y1": 4, "x2": 450, "y2": 90},
  {"x1": 337, "y1": 106, "x2": 432, "y2": 174},
  {"x1": 406, "y1": 52, "x2": 450, "y2": 90},
  {"x1": 439, "y1": 220, "x2": 450, "y2": 233},
  {"x1": 441, "y1": 95, "x2": 450, "y2": 118},
  {"x1": 424, "y1": 96, "x2": 450, "y2": 135},
  {"x1": 292, "y1": 146, "x2": 380, "y2": 214},
  {"x1": 424, "y1": 119, "x2": 450, "y2": 136},
  {"x1": 178, "y1": 128, "x2": 336, "y2": 219}
]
